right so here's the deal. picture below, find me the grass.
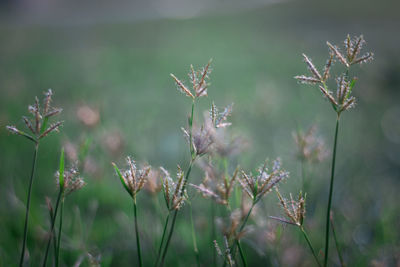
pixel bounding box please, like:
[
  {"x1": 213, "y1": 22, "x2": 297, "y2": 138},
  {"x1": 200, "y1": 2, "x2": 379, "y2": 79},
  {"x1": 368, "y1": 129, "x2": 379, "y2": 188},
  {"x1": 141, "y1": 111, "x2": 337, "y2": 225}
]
[{"x1": 1, "y1": 2, "x2": 399, "y2": 266}]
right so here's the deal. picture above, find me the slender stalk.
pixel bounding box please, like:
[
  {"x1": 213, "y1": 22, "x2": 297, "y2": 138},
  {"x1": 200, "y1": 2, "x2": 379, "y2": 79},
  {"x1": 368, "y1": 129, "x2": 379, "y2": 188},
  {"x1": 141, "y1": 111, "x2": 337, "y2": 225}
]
[
  {"x1": 237, "y1": 242, "x2": 248, "y2": 267},
  {"x1": 300, "y1": 227, "x2": 321, "y2": 267},
  {"x1": 190, "y1": 203, "x2": 200, "y2": 267},
  {"x1": 55, "y1": 198, "x2": 64, "y2": 267},
  {"x1": 330, "y1": 216, "x2": 345, "y2": 267},
  {"x1": 159, "y1": 160, "x2": 195, "y2": 267},
  {"x1": 19, "y1": 142, "x2": 39, "y2": 267},
  {"x1": 133, "y1": 198, "x2": 143, "y2": 267},
  {"x1": 42, "y1": 189, "x2": 63, "y2": 267},
  {"x1": 324, "y1": 115, "x2": 340, "y2": 267},
  {"x1": 211, "y1": 201, "x2": 216, "y2": 267},
  {"x1": 154, "y1": 213, "x2": 170, "y2": 267}
]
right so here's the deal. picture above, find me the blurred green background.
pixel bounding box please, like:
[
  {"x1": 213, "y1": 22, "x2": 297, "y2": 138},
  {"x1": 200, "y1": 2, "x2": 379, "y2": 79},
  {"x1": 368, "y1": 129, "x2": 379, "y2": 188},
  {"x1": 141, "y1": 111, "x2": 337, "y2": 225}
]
[{"x1": 1, "y1": 0, "x2": 399, "y2": 265}]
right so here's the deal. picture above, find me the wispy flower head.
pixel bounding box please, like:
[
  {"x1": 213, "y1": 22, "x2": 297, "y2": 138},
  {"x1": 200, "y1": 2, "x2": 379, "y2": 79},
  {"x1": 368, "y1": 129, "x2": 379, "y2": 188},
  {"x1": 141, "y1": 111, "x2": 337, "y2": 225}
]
[
  {"x1": 191, "y1": 166, "x2": 238, "y2": 205},
  {"x1": 239, "y1": 159, "x2": 289, "y2": 203},
  {"x1": 272, "y1": 189, "x2": 306, "y2": 227},
  {"x1": 293, "y1": 126, "x2": 329, "y2": 163},
  {"x1": 143, "y1": 169, "x2": 162, "y2": 195},
  {"x1": 112, "y1": 157, "x2": 151, "y2": 199},
  {"x1": 171, "y1": 59, "x2": 212, "y2": 99},
  {"x1": 56, "y1": 165, "x2": 86, "y2": 196},
  {"x1": 182, "y1": 114, "x2": 215, "y2": 156},
  {"x1": 160, "y1": 166, "x2": 187, "y2": 211},
  {"x1": 6, "y1": 89, "x2": 63, "y2": 142}
]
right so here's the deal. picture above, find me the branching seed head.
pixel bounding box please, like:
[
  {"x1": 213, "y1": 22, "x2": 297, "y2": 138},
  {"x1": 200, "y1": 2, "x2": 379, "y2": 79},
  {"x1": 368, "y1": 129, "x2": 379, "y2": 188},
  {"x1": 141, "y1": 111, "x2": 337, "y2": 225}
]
[
  {"x1": 293, "y1": 125, "x2": 328, "y2": 163},
  {"x1": 273, "y1": 189, "x2": 306, "y2": 227},
  {"x1": 160, "y1": 166, "x2": 187, "y2": 211},
  {"x1": 6, "y1": 89, "x2": 63, "y2": 142},
  {"x1": 239, "y1": 159, "x2": 289, "y2": 203},
  {"x1": 112, "y1": 157, "x2": 151, "y2": 199},
  {"x1": 171, "y1": 59, "x2": 213, "y2": 99}
]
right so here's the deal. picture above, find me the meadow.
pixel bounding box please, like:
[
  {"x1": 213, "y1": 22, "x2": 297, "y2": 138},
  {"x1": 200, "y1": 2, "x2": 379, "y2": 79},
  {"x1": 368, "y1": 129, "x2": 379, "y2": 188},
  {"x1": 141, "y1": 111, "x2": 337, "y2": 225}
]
[{"x1": 0, "y1": 0, "x2": 399, "y2": 266}]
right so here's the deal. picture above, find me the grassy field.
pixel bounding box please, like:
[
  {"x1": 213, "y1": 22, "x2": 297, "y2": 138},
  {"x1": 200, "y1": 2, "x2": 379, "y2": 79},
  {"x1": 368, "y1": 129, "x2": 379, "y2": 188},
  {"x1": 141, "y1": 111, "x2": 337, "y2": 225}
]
[{"x1": 0, "y1": 0, "x2": 399, "y2": 265}]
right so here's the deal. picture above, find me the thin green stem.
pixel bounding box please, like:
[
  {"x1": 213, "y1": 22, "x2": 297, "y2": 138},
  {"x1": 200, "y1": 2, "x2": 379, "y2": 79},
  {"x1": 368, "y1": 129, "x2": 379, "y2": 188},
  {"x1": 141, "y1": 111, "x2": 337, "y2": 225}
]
[
  {"x1": 324, "y1": 115, "x2": 340, "y2": 267},
  {"x1": 159, "y1": 159, "x2": 195, "y2": 267},
  {"x1": 19, "y1": 142, "x2": 39, "y2": 267},
  {"x1": 211, "y1": 201, "x2": 216, "y2": 267},
  {"x1": 55, "y1": 198, "x2": 64, "y2": 267},
  {"x1": 300, "y1": 227, "x2": 321, "y2": 267},
  {"x1": 330, "y1": 216, "x2": 345, "y2": 267},
  {"x1": 154, "y1": 213, "x2": 170, "y2": 267},
  {"x1": 133, "y1": 198, "x2": 143, "y2": 267},
  {"x1": 190, "y1": 203, "x2": 200, "y2": 267},
  {"x1": 237, "y1": 242, "x2": 248, "y2": 267},
  {"x1": 42, "y1": 189, "x2": 63, "y2": 267}
]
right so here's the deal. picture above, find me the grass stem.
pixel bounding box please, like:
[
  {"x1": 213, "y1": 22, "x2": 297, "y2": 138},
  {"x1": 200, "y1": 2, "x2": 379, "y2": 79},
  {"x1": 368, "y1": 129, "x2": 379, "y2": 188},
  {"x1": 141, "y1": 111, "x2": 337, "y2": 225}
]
[
  {"x1": 300, "y1": 227, "x2": 321, "y2": 267},
  {"x1": 133, "y1": 198, "x2": 143, "y2": 267},
  {"x1": 324, "y1": 115, "x2": 340, "y2": 267},
  {"x1": 55, "y1": 198, "x2": 64, "y2": 267},
  {"x1": 42, "y1": 189, "x2": 62, "y2": 267},
  {"x1": 19, "y1": 142, "x2": 39, "y2": 267},
  {"x1": 330, "y1": 215, "x2": 345, "y2": 267},
  {"x1": 154, "y1": 213, "x2": 170, "y2": 267}
]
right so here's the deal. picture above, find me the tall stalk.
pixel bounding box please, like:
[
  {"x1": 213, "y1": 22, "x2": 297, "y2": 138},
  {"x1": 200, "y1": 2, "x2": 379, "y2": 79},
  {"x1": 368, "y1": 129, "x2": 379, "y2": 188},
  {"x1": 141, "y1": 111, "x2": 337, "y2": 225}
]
[
  {"x1": 42, "y1": 189, "x2": 63, "y2": 267},
  {"x1": 190, "y1": 203, "x2": 200, "y2": 267},
  {"x1": 55, "y1": 198, "x2": 64, "y2": 267},
  {"x1": 159, "y1": 100, "x2": 196, "y2": 266},
  {"x1": 19, "y1": 142, "x2": 39, "y2": 267},
  {"x1": 133, "y1": 198, "x2": 143, "y2": 267},
  {"x1": 300, "y1": 227, "x2": 322, "y2": 267},
  {"x1": 324, "y1": 115, "x2": 340, "y2": 266},
  {"x1": 154, "y1": 213, "x2": 170, "y2": 267}
]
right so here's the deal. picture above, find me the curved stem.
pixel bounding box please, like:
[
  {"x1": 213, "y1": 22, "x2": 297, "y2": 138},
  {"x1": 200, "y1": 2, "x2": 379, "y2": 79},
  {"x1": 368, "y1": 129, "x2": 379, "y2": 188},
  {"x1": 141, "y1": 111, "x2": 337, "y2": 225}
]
[
  {"x1": 190, "y1": 203, "x2": 200, "y2": 267},
  {"x1": 324, "y1": 115, "x2": 340, "y2": 267},
  {"x1": 133, "y1": 198, "x2": 143, "y2": 267},
  {"x1": 330, "y1": 216, "x2": 345, "y2": 267},
  {"x1": 237, "y1": 241, "x2": 248, "y2": 267},
  {"x1": 42, "y1": 189, "x2": 63, "y2": 267},
  {"x1": 154, "y1": 213, "x2": 170, "y2": 267},
  {"x1": 19, "y1": 142, "x2": 39, "y2": 267},
  {"x1": 55, "y1": 198, "x2": 64, "y2": 267},
  {"x1": 300, "y1": 227, "x2": 321, "y2": 267}
]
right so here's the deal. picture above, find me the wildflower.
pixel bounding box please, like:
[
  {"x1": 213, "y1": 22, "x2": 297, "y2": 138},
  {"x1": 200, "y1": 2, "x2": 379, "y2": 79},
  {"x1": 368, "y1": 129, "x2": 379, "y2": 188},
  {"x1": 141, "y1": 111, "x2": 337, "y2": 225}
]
[
  {"x1": 239, "y1": 159, "x2": 289, "y2": 203},
  {"x1": 293, "y1": 125, "x2": 329, "y2": 163},
  {"x1": 6, "y1": 89, "x2": 63, "y2": 142},
  {"x1": 182, "y1": 114, "x2": 215, "y2": 156},
  {"x1": 160, "y1": 166, "x2": 187, "y2": 211},
  {"x1": 171, "y1": 59, "x2": 212, "y2": 99},
  {"x1": 112, "y1": 157, "x2": 151, "y2": 199}
]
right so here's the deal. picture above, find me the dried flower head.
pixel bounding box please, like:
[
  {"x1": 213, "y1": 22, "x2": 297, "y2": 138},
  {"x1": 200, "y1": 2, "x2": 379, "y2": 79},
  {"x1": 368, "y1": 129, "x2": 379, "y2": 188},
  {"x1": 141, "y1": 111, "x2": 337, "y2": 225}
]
[
  {"x1": 182, "y1": 114, "x2": 215, "y2": 156},
  {"x1": 210, "y1": 103, "x2": 233, "y2": 128},
  {"x1": 191, "y1": 166, "x2": 238, "y2": 205},
  {"x1": 272, "y1": 189, "x2": 306, "y2": 227},
  {"x1": 295, "y1": 34, "x2": 374, "y2": 115},
  {"x1": 239, "y1": 159, "x2": 289, "y2": 203},
  {"x1": 214, "y1": 236, "x2": 234, "y2": 267},
  {"x1": 112, "y1": 157, "x2": 151, "y2": 199},
  {"x1": 293, "y1": 125, "x2": 329, "y2": 163},
  {"x1": 160, "y1": 166, "x2": 187, "y2": 211},
  {"x1": 171, "y1": 59, "x2": 212, "y2": 99},
  {"x1": 56, "y1": 165, "x2": 86, "y2": 196},
  {"x1": 6, "y1": 89, "x2": 63, "y2": 142}
]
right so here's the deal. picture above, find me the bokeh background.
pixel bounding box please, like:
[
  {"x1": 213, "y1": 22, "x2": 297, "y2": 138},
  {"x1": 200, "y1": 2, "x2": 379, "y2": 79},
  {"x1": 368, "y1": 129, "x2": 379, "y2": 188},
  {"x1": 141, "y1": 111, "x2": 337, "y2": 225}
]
[{"x1": 0, "y1": 0, "x2": 399, "y2": 265}]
